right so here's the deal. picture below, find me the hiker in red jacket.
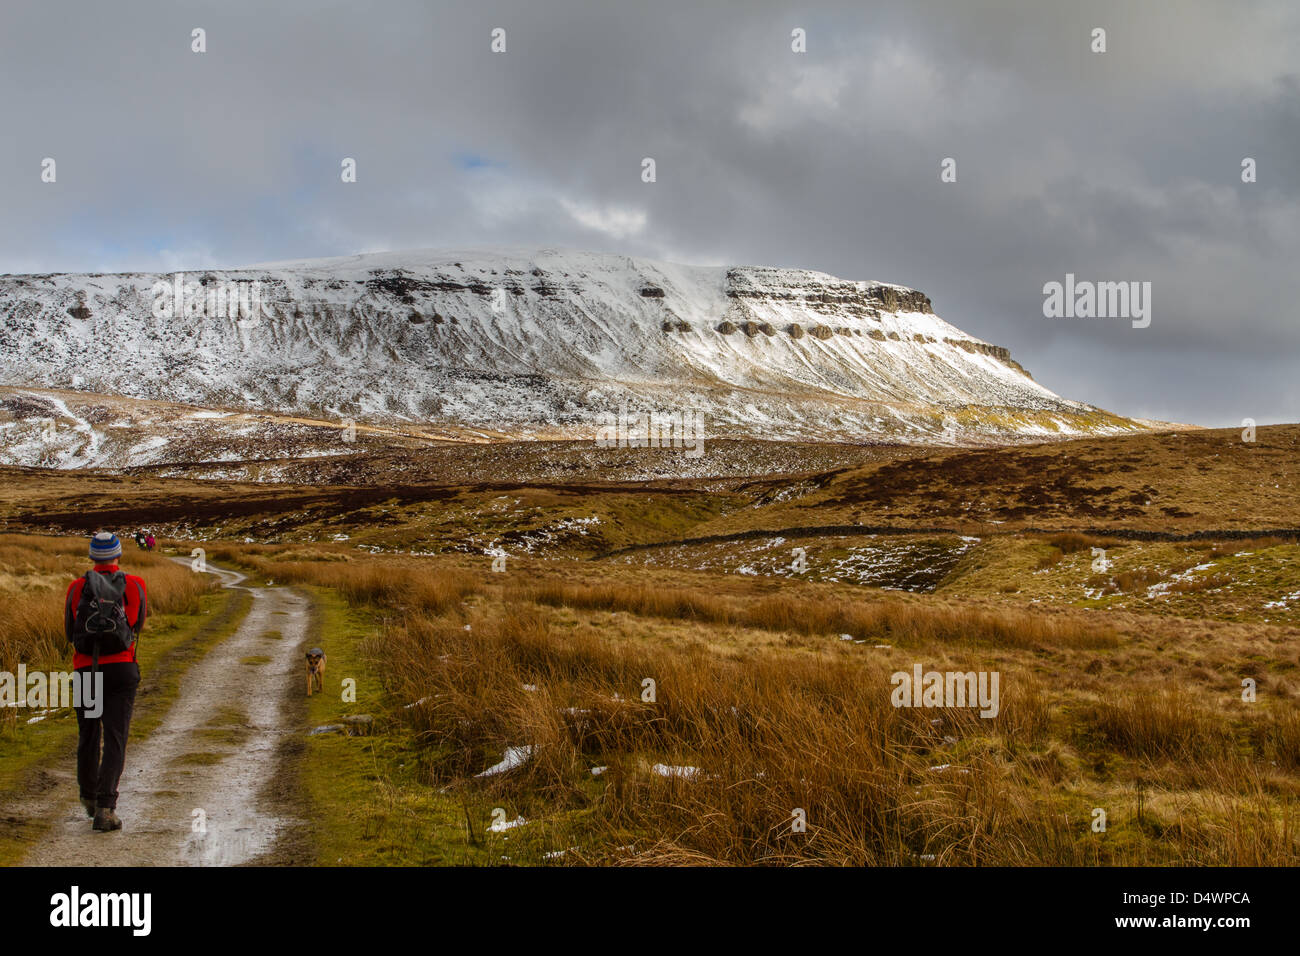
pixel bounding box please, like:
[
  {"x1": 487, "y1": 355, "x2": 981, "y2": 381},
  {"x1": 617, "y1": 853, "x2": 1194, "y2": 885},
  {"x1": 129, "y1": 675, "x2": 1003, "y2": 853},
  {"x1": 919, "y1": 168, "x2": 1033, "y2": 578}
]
[{"x1": 65, "y1": 532, "x2": 147, "y2": 832}]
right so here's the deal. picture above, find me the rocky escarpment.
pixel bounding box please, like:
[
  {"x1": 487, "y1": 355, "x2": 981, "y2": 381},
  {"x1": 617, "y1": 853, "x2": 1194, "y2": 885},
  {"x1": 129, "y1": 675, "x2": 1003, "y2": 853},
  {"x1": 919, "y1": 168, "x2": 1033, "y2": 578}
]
[
  {"x1": 723, "y1": 267, "x2": 933, "y2": 316},
  {"x1": 703, "y1": 267, "x2": 1025, "y2": 376},
  {"x1": 943, "y1": 338, "x2": 1032, "y2": 379}
]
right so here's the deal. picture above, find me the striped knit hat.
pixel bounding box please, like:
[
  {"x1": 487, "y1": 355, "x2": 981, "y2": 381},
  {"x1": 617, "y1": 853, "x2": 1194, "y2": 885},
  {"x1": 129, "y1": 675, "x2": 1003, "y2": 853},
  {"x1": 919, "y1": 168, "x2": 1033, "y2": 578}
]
[{"x1": 89, "y1": 531, "x2": 122, "y2": 563}]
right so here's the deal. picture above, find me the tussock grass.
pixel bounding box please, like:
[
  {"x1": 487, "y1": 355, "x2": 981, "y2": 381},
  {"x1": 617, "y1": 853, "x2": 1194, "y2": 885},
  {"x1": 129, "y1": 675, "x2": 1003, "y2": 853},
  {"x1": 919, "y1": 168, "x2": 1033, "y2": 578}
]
[
  {"x1": 523, "y1": 580, "x2": 729, "y2": 624},
  {"x1": 0, "y1": 534, "x2": 216, "y2": 679},
  {"x1": 214, "y1": 546, "x2": 480, "y2": 615},
  {"x1": 1196, "y1": 537, "x2": 1287, "y2": 558},
  {"x1": 1081, "y1": 689, "x2": 1236, "y2": 762},
  {"x1": 1046, "y1": 532, "x2": 1119, "y2": 555},
  {"x1": 1164, "y1": 572, "x2": 1234, "y2": 594},
  {"x1": 366, "y1": 589, "x2": 1299, "y2": 865},
  {"x1": 157, "y1": 536, "x2": 1300, "y2": 865},
  {"x1": 1266, "y1": 709, "x2": 1300, "y2": 770},
  {"x1": 1036, "y1": 534, "x2": 1121, "y2": 570},
  {"x1": 1089, "y1": 567, "x2": 1163, "y2": 594},
  {"x1": 376, "y1": 599, "x2": 1068, "y2": 865},
  {"x1": 521, "y1": 580, "x2": 1117, "y2": 650},
  {"x1": 3, "y1": 591, "x2": 64, "y2": 672}
]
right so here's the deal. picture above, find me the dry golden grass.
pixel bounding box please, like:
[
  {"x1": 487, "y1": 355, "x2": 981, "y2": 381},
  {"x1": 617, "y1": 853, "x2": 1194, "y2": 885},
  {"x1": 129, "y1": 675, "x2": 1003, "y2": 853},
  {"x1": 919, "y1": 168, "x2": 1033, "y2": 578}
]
[
  {"x1": 1046, "y1": 532, "x2": 1120, "y2": 555},
  {"x1": 376, "y1": 598, "x2": 1066, "y2": 864},
  {"x1": 1163, "y1": 573, "x2": 1235, "y2": 594},
  {"x1": 1035, "y1": 534, "x2": 1123, "y2": 570},
  {"x1": 1090, "y1": 567, "x2": 1164, "y2": 594},
  {"x1": 234, "y1": 551, "x2": 478, "y2": 614},
  {"x1": 0, "y1": 533, "x2": 216, "y2": 676},
  {"x1": 363, "y1": 579, "x2": 1298, "y2": 865},
  {"x1": 521, "y1": 579, "x2": 1118, "y2": 650},
  {"x1": 1082, "y1": 688, "x2": 1237, "y2": 762},
  {"x1": 1196, "y1": 537, "x2": 1287, "y2": 558},
  {"x1": 3, "y1": 591, "x2": 65, "y2": 673},
  {"x1": 200, "y1": 549, "x2": 1278, "y2": 865}
]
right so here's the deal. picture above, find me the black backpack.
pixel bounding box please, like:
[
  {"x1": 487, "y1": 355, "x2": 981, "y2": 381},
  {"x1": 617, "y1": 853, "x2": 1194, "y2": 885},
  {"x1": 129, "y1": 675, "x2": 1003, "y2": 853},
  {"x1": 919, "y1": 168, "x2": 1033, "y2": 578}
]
[{"x1": 71, "y1": 570, "x2": 136, "y2": 669}]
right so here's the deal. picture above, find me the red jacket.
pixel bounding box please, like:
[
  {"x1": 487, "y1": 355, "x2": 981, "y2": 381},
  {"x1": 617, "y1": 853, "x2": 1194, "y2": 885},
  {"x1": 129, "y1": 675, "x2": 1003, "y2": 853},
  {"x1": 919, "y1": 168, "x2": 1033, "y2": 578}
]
[{"x1": 65, "y1": 564, "x2": 147, "y2": 669}]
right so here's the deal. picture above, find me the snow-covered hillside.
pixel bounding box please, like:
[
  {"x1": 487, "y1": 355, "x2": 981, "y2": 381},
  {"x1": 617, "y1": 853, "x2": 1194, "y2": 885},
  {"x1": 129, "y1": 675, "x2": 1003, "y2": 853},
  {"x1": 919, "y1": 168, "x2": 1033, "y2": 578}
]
[{"x1": 0, "y1": 248, "x2": 1137, "y2": 465}]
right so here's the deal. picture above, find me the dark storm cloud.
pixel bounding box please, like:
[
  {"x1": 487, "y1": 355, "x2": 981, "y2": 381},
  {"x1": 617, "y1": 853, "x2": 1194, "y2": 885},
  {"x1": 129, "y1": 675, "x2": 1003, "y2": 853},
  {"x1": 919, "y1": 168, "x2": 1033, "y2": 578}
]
[{"x1": 1, "y1": 0, "x2": 1296, "y2": 425}]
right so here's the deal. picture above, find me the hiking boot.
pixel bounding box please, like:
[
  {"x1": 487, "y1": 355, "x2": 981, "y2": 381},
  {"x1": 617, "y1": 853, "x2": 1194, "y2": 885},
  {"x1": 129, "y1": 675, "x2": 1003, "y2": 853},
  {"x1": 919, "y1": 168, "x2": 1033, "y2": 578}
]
[
  {"x1": 92, "y1": 808, "x2": 122, "y2": 832},
  {"x1": 79, "y1": 797, "x2": 96, "y2": 818}
]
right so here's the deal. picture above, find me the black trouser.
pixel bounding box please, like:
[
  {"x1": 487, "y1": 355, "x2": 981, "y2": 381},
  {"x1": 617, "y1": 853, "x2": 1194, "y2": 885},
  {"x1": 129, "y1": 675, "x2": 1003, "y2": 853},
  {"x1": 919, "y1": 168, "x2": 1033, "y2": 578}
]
[{"x1": 74, "y1": 661, "x2": 141, "y2": 811}]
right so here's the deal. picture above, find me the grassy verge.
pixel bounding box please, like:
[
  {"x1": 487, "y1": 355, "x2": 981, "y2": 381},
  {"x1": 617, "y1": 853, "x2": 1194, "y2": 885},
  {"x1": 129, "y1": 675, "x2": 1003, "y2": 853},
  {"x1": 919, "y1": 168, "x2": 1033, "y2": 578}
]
[
  {"x1": 296, "y1": 585, "x2": 504, "y2": 865},
  {"x1": 269, "y1": 567, "x2": 574, "y2": 865}
]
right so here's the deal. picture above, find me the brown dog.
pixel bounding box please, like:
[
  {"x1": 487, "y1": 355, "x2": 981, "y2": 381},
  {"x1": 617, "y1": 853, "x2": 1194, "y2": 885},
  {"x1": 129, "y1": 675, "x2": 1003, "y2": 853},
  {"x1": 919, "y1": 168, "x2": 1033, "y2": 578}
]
[{"x1": 305, "y1": 647, "x2": 326, "y2": 696}]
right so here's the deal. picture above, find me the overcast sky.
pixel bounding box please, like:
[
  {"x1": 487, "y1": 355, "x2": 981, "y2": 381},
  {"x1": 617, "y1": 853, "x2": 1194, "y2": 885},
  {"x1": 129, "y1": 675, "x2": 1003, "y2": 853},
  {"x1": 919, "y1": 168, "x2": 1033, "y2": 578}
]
[{"x1": 2, "y1": 0, "x2": 1297, "y2": 426}]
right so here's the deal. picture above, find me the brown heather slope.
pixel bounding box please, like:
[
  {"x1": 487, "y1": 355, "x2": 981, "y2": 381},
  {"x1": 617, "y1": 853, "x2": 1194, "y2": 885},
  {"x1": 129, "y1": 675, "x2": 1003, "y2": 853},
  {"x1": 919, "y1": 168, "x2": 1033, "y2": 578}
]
[
  {"x1": 700, "y1": 425, "x2": 1300, "y2": 537},
  {"x1": 0, "y1": 426, "x2": 1295, "y2": 558}
]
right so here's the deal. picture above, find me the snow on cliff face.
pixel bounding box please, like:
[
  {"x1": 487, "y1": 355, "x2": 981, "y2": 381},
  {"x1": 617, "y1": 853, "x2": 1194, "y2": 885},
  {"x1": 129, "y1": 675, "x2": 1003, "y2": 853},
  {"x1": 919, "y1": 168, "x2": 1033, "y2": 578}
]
[{"x1": 0, "y1": 248, "x2": 1125, "y2": 448}]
